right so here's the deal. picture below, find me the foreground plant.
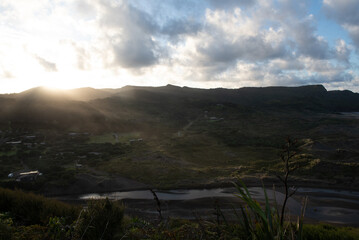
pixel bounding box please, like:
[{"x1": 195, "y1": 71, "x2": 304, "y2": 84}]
[
  {"x1": 234, "y1": 180, "x2": 306, "y2": 240},
  {"x1": 277, "y1": 138, "x2": 301, "y2": 226},
  {"x1": 233, "y1": 137, "x2": 307, "y2": 240}
]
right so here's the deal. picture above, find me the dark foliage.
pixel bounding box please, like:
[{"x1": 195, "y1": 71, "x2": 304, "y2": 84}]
[
  {"x1": 73, "y1": 199, "x2": 124, "y2": 240},
  {"x1": 0, "y1": 187, "x2": 79, "y2": 225}
]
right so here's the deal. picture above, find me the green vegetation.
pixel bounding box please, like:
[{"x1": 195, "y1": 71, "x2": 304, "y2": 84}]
[
  {"x1": 72, "y1": 199, "x2": 124, "y2": 240},
  {"x1": 88, "y1": 132, "x2": 141, "y2": 144},
  {"x1": 1, "y1": 186, "x2": 358, "y2": 239},
  {"x1": 0, "y1": 188, "x2": 124, "y2": 240},
  {"x1": 0, "y1": 85, "x2": 359, "y2": 239},
  {"x1": 1, "y1": 85, "x2": 359, "y2": 190},
  {"x1": 302, "y1": 224, "x2": 359, "y2": 240},
  {"x1": 0, "y1": 187, "x2": 79, "y2": 225},
  {"x1": 0, "y1": 138, "x2": 355, "y2": 239}
]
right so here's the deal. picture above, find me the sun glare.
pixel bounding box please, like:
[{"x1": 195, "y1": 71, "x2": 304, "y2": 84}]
[
  {"x1": 41, "y1": 77, "x2": 78, "y2": 90},
  {"x1": 42, "y1": 82, "x2": 74, "y2": 91}
]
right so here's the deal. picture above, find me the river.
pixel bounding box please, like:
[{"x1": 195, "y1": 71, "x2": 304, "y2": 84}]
[{"x1": 73, "y1": 187, "x2": 359, "y2": 226}]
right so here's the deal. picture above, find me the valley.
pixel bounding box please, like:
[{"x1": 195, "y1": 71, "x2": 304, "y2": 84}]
[{"x1": 1, "y1": 85, "x2": 358, "y2": 194}]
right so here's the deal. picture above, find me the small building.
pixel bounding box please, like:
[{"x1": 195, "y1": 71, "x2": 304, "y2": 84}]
[
  {"x1": 24, "y1": 143, "x2": 33, "y2": 148},
  {"x1": 6, "y1": 140, "x2": 22, "y2": 144},
  {"x1": 129, "y1": 138, "x2": 143, "y2": 144},
  {"x1": 88, "y1": 152, "x2": 102, "y2": 156},
  {"x1": 75, "y1": 163, "x2": 83, "y2": 169},
  {"x1": 25, "y1": 135, "x2": 36, "y2": 139},
  {"x1": 15, "y1": 170, "x2": 41, "y2": 182}
]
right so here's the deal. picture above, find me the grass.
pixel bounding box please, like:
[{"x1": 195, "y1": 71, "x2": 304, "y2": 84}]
[
  {"x1": 88, "y1": 133, "x2": 119, "y2": 144},
  {"x1": 0, "y1": 187, "x2": 80, "y2": 225},
  {"x1": 88, "y1": 132, "x2": 141, "y2": 144},
  {"x1": 1, "y1": 180, "x2": 359, "y2": 239},
  {"x1": 0, "y1": 188, "x2": 123, "y2": 240},
  {"x1": 302, "y1": 224, "x2": 359, "y2": 240},
  {"x1": 1, "y1": 109, "x2": 359, "y2": 193},
  {"x1": 97, "y1": 132, "x2": 282, "y2": 188},
  {"x1": 0, "y1": 150, "x2": 17, "y2": 157}
]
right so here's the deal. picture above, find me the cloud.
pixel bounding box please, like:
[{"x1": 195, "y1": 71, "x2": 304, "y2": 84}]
[
  {"x1": 65, "y1": 41, "x2": 92, "y2": 70},
  {"x1": 198, "y1": 33, "x2": 289, "y2": 63},
  {"x1": 94, "y1": 1, "x2": 161, "y2": 69},
  {"x1": 0, "y1": 0, "x2": 358, "y2": 92},
  {"x1": 323, "y1": 0, "x2": 359, "y2": 25},
  {"x1": 34, "y1": 55, "x2": 57, "y2": 72},
  {"x1": 323, "y1": 0, "x2": 359, "y2": 49},
  {"x1": 111, "y1": 36, "x2": 159, "y2": 69},
  {"x1": 160, "y1": 18, "x2": 202, "y2": 39},
  {"x1": 0, "y1": 69, "x2": 14, "y2": 79},
  {"x1": 271, "y1": 2, "x2": 332, "y2": 60},
  {"x1": 335, "y1": 39, "x2": 350, "y2": 63},
  {"x1": 92, "y1": 0, "x2": 205, "y2": 69},
  {"x1": 169, "y1": 7, "x2": 298, "y2": 82},
  {"x1": 292, "y1": 20, "x2": 331, "y2": 59},
  {"x1": 166, "y1": 0, "x2": 358, "y2": 89},
  {"x1": 185, "y1": 9, "x2": 290, "y2": 66},
  {"x1": 206, "y1": 0, "x2": 256, "y2": 9},
  {"x1": 74, "y1": 0, "x2": 97, "y2": 19}
]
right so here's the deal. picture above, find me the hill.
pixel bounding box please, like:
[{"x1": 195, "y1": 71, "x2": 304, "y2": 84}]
[
  {"x1": 0, "y1": 84, "x2": 359, "y2": 131},
  {"x1": 1, "y1": 84, "x2": 359, "y2": 192}
]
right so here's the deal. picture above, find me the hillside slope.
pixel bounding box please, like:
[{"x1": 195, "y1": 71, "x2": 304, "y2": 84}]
[{"x1": 0, "y1": 84, "x2": 358, "y2": 131}]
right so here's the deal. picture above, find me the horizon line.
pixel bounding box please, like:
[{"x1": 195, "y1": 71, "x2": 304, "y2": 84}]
[{"x1": 0, "y1": 83, "x2": 350, "y2": 95}]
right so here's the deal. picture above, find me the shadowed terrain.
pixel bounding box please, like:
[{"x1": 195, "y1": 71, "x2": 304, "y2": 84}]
[{"x1": 0, "y1": 84, "x2": 359, "y2": 193}]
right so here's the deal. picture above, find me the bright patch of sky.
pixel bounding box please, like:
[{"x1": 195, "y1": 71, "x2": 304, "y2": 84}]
[{"x1": 0, "y1": 0, "x2": 358, "y2": 93}]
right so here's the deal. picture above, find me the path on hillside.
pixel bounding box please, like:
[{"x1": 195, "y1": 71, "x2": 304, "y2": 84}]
[{"x1": 182, "y1": 115, "x2": 202, "y2": 132}]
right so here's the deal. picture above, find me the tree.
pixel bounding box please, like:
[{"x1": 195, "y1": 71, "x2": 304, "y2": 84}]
[{"x1": 277, "y1": 137, "x2": 300, "y2": 226}]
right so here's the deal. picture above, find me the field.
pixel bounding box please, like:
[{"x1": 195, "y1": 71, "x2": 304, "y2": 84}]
[
  {"x1": 0, "y1": 85, "x2": 359, "y2": 193},
  {"x1": 1, "y1": 110, "x2": 359, "y2": 192}
]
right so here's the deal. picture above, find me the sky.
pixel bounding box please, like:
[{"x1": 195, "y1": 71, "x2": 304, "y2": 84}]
[{"x1": 0, "y1": 0, "x2": 359, "y2": 93}]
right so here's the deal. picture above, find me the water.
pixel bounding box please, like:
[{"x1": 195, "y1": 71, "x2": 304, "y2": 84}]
[
  {"x1": 80, "y1": 188, "x2": 235, "y2": 201},
  {"x1": 78, "y1": 187, "x2": 359, "y2": 225}
]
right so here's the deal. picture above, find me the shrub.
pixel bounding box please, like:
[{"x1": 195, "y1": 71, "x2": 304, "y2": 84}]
[
  {"x1": 73, "y1": 198, "x2": 124, "y2": 240},
  {"x1": 0, "y1": 223, "x2": 13, "y2": 240},
  {"x1": 11, "y1": 225, "x2": 47, "y2": 240},
  {"x1": 0, "y1": 187, "x2": 79, "y2": 225},
  {"x1": 302, "y1": 224, "x2": 359, "y2": 240}
]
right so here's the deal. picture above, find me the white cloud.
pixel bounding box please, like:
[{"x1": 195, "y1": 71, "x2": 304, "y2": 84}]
[{"x1": 335, "y1": 39, "x2": 351, "y2": 63}]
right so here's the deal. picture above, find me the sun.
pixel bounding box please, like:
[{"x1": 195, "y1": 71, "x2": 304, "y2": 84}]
[
  {"x1": 37, "y1": 70, "x2": 87, "y2": 90},
  {"x1": 42, "y1": 79, "x2": 79, "y2": 90}
]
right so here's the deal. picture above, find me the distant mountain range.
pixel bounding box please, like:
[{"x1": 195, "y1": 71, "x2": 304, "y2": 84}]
[{"x1": 1, "y1": 85, "x2": 359, "y2": 131}]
